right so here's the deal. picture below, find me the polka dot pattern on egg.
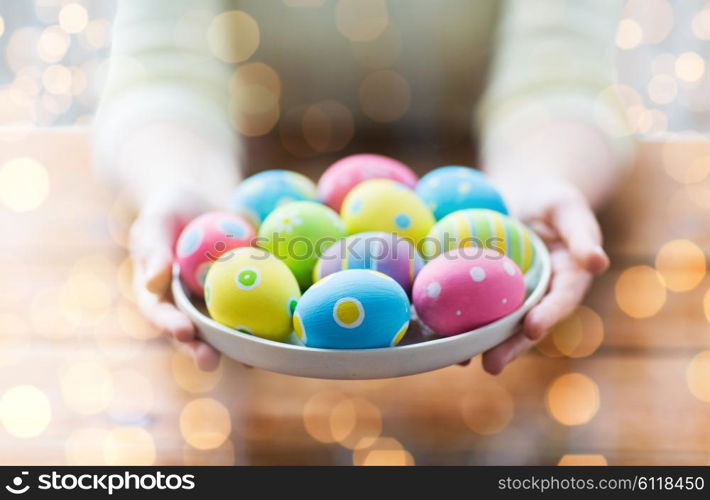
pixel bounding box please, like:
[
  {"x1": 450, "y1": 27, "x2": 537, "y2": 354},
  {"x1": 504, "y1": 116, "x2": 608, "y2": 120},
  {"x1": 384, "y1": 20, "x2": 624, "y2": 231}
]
[
  {"x1": 333, "y1": 298, "x2": 365, "y2": 328},
  {"x1": 426, "y1": 281, "x2": 441, "y2": 298},
  {"x1": 235, "y1": 266, "x2": 261, "y2": 290},
  {"x1": 177, "y1": 227, "x2": 203, "y2": 258},
  {"x1": 470, "y1": 266, "x2": 486, "y2": 282}
]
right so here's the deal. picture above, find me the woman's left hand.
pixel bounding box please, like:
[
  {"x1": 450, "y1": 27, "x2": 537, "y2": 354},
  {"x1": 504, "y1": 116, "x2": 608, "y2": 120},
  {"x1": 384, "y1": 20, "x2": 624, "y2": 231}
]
[{"x1": 478, "y1": 177, "x2": 610, "y2": 374}]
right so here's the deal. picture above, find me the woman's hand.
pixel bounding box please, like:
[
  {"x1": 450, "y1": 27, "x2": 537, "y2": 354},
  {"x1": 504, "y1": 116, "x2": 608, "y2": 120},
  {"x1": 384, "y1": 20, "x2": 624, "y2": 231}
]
[
  {"x1": 129, "y1": 183, "x2": 222, "y2": 371},
  {"x1": 479, "y1": 176, "x2": 610, "y2": 375}
]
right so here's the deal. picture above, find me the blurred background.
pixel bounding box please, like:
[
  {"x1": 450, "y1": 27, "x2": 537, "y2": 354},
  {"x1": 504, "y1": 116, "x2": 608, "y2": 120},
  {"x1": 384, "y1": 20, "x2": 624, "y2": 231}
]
[
  {"x1": 2, "y1": 0, "x2": 710, "y2": 135},
  {"x1": 1, "y1": 0, "x2": 710, "y2": 466}
]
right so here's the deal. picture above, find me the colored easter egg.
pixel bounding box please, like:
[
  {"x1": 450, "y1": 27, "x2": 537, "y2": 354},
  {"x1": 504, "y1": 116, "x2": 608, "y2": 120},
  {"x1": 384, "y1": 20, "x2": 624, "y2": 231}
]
[
  {"x1": 175, "y1": 211, "x2": 256, "y2": 296},
  {"x1": 317, "y1": 153, "x2": 418, "y2": 211},
  {"x1": 340, "y1": 179, "x2": 435, "y2": 247},
  {"x1": 230, "y1": 169, "x2": 317, "y2": 226},
  {"x1": 258, "y1": 201, "x2": 346, "y2": 289},
  {"x1": 204, "y1": 247, "x2": 300, "y2": 342},
  {"x1": 416, "y1": 166, "x2": 508, "y2": 220},
  {"x1": 293, "y1": 269, "x2": 411, "y2": 349},
  {"x1": 313, "y1": 232, "x2": 423, "y2": 294},
  {"x1": 422, "y1": 209, "x2": 536, "y2": 273},
  {"x1": 412, "y1": 247, "x2": 525, "y2": 336}
]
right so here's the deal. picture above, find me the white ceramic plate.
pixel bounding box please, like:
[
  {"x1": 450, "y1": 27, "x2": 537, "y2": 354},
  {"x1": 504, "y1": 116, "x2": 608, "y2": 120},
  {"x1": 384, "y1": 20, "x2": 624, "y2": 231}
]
[{"x1": 172, "y1": 231, "x2": 551, "y2": 380}]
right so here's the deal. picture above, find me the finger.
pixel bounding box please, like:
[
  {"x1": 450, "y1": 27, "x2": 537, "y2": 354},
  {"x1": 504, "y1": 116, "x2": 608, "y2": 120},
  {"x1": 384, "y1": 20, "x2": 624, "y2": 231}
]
[
  {"x1": 186, "y1": 341, "x2": 221, "y2": 372},
  {"x1": 550, "y1": 197, "x2": 609, "y2": 275},
  {"x1": 523, "y1": 253, "x2": 593, "y2": 341},
  {"x1": 136, "y1": 294, "x2": 196, "y2": 342},
  {"x1": 482, "y1": 330, "x2": 534, "y2": 375}
]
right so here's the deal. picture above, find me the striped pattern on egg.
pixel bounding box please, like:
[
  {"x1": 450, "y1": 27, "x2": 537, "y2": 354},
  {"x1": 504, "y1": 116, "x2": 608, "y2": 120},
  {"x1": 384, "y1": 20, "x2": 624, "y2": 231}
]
[{"x1": 423, "y1": 208, "x2": 536, "y2": 273}]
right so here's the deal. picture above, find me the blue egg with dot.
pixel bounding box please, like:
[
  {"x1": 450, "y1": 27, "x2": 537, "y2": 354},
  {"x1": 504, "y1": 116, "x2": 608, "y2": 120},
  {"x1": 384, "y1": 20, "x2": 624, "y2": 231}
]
[
  {"x1": 415, "y1": 166, "x2": 508, "y2": 220},
  {"x1": 293, "y1": 270, "x2": 411, "y2": 349},
  {"x1": 230, "y1": 170, "x2": 317, "y2": 226}
]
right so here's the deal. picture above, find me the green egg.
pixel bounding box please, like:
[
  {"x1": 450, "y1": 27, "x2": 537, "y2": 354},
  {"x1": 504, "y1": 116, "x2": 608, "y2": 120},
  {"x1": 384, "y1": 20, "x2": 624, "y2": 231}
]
[{"x1": 258, "y1": 201, "x2": 346, "y2": 289}]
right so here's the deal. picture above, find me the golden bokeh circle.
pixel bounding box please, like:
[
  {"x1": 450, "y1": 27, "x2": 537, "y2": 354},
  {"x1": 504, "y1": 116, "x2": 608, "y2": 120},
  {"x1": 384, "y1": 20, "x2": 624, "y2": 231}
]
[
  {"x1": 615, "y1": 19, "x2": 642, "y2": 50},
  {"x1": 0, "y1": 385, "x2": 52, "y2": 438},
  {"x1": 545, "y1": 373, "x2": 600, "y2": 426},
  {"x1": 180, "y1": 398, "x2": 232, "y2": 450},
  {"x1": 352, "y1": 437, "x2": 414, "y2": 466},
  {"x1": 208, "y1": 11, "x2": 260, "y2": 64},
  {"x1": 558, "y1": 454, "x2": 608, "y2": 466},
  {"x1": 615, "y1": 265, "x2": 667, "y2": 318},
  {"x1": 302, "y1": 390, "x2": 346, "y2": 443},
  {"x1": 171, "y1": 349, "x2": 224, "y2": 394},
  {"x1": 675, "y1": 52, "x2": 705, "y2": 83},
  {"x1": 0, "y1": 157, "x2": 50, "y2": 212},
  {"x1": 103, "y1": 427, "x2": 156, "y2": 465},
  {"x1": 59, "y1": 3, "x2": 89, "y2": 34},
  {"x1": 686, "y1": 350, "x2": 710, "y2": 403},
  {"x1": 359, "y1": 70, "x2": 411, "y2": 122},
  {"x1": 329, "y1": 397, "x2": 382, "y2": 449},
  {"x1": 655, "y1": 239, "x2": 706, "y2": 292},
  {"x1": 302, "y1": 100, "x2": 354, "y2": 152},
  {"x1": 460, "y1": 383, "x2": 514, "y2": 435},
  {"x1": 550, "y1": 306, "x2": 605, "y2": 358},
  {"x1": 335, "y1": 0, "x2": 389, "y2": 42}
]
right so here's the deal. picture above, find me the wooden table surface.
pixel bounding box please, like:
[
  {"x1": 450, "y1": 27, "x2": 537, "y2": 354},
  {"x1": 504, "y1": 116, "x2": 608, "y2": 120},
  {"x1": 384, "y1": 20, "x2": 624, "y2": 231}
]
[{"x1": 1, "y1": 129, "x2": 709, "y2": 466}]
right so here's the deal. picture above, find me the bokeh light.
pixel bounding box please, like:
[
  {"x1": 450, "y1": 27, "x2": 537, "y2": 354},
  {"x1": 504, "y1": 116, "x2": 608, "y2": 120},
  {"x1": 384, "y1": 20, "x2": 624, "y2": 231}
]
[
  {"x1": 302, "y1": 390, "x2": 346, "y2": 443},
  {"x1": 615, "y1": 266, "x2": 667, "y2": 318},
  {"x1": 59, "y1": 271, "x2": 113, "y2": 326},
  {"x1": 207, "y1": 11, "x2": 260, "y2": 63},
  {"x1": 61, "y1": 360, "x2": 114, "y2": 415},
  {"x1": 675, "y1": 52, "x2": 705, "y2": 83},
  {"x1": 0, "y1": 385, "x2": 52, "y2": 438},
  {"x1": 686, "y1": 350, "x2": 710, "y2": 403},
  {"x1": 107, "y1": 370, "x2": 154, "y2": 422},
  {"x1": 359, "y1": 69, "x2": 411, "y2": 122},
  {"x1": 352, "y1": 437, "x2": 415, "y2": 466},
  {"x1": 549, "y1": 306, "x2": 605, "y2": 358},
  {"x1": 37, "y1": 25, "x2": 70, "y2": 63},
  {"x1": 302, "y1": 100, "x2": 354, "y2": 152},
  {"x1": 183, "y1": 440, "x2": 236, "y2": 466},
  {"x1": 103, "y1": 427, "x2": 156, "y2": 466},
  {"x1": 65, "y1": 427, "x2": 109, "y2": 465},
  {"x1": 546, "y1": 373, "x2": 600, "y2": 426},
  {"x1": 616, "y1": 19, "x2": 642, "y2": 50},
  {"x1": 0, "y1": 157, "x2": 50, "y2": 212},
  {"x1": 58, "y1": 3, "x2": 89, "y2": 34},
  {"x1": 329, "y1": 397, "x2": 382, "y2": 449},
  {"x1": 171, "y1": 350, "x2": 224, "y2": 393},
  {"x1": 180, "y1": 398, "x2": 232, "y2": 450},
  {"x1": 558, "y1": 454, "x2": 608, "y2": 466},
  {"x1": 655, "y1": 239, "x2": 706, "y2": 292},
  {"x1": 335, "y1": 0, "x2": 389, "y2": 42},
  {"x1": 460, "y1": 383, "x2": 514, "y2": 435}
]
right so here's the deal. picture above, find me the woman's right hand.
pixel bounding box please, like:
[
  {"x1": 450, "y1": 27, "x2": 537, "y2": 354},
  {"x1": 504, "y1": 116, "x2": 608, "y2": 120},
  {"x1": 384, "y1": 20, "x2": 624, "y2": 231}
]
[{"x1": 128, "y1": 183, "x2": 222, "y2": 371}]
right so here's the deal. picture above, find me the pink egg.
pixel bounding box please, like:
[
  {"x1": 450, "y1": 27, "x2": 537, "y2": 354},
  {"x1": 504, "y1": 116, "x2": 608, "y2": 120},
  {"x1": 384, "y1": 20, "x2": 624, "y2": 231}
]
[
  {"x1": 412, "y1": 247, "x2": 525, "y2": 336},
  {"x1": 175, "y1": 211, "x2": 256, "y2": 297},
  {"x1": 317, "y1": 153, "x2": 418, "y2": 211}
]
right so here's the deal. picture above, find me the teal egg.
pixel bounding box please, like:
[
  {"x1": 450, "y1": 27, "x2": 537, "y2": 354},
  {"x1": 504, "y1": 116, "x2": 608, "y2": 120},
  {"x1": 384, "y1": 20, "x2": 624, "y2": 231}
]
[
  {"x1": 231, "y1": 170, "x2": 317, "y2": 226},
  {"x1": 293, "y1": 270, "x2": 411, "y2": 349}
]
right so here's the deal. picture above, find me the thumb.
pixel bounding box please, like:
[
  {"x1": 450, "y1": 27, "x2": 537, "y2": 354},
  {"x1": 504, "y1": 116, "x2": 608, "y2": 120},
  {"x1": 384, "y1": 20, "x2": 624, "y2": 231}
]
[{"x1": 145, "y1": 248, "x2": 173, "y2": 295}]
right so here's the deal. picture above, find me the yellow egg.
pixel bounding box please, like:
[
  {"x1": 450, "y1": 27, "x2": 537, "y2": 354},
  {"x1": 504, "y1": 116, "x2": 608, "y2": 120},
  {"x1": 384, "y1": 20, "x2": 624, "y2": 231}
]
[
  {"x1": 204, "y1": 247, "x2": 300, "y2": 342},
  {"x1": 340, "y1": 179, "x2": 435, "y2": 246}
]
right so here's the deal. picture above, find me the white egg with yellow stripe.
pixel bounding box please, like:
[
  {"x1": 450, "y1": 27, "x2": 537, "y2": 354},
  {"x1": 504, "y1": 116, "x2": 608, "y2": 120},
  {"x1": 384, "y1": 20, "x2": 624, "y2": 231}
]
[
  {"x1": 293, "y1": 269, "x2": 411, "y2": 349},
  {"x1": 422, "y1": 209, "x2": 536, "y2": 273}
]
